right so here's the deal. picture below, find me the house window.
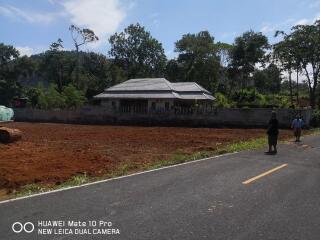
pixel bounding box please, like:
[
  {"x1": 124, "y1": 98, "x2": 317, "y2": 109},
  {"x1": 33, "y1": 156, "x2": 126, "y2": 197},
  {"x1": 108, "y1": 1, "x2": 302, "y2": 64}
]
[
  {"x1": 112, "y1": 101, "x2": 116, "y2": 109},
  {"x1": 165, "y1": 102, "x2": 170, "y2": 111},
  {"x1": 151, "y1": 102, "x2": 156, "y2": 111}
]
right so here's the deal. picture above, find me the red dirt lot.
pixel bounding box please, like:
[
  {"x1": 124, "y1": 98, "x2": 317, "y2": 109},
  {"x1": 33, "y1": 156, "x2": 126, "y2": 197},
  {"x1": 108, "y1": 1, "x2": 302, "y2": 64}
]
[{"x1": 0, "y1": 122, "x2": 292, "y2": 195}]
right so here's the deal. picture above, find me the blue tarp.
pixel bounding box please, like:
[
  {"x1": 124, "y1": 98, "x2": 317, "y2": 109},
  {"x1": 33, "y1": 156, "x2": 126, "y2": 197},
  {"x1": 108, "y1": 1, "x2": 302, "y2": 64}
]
[{"x1": 0, "y1": 106, "x2": 14, "y2": 121}]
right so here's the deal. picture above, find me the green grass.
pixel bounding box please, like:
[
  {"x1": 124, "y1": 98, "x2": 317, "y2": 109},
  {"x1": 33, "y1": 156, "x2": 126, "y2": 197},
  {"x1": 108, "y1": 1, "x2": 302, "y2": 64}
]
[
  {"x1": 216, "y1": 137, "x2": 267, "y2": 154},
  {"x1": 8, "y1": 128, "x2": 320, "y2": 199}
]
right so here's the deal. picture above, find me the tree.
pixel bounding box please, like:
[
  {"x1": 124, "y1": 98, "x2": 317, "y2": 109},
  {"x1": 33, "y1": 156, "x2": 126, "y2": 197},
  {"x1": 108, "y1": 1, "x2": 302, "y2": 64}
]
[
  {"x1": 273, "y1": 31, "x2": 297, "y2": 106},
  {"x1": 165, "y1": 59, "x2": 183, "y2": 82},
  {"x1": 174, "y1": 31, "x2": 220, "y2": 91},
  {"x1": 69, "y1": 25, "x2": 99, "y2": 84},
  {"x1": 253, "y1": 64, "x2": 282, "y2": 94},
  {"x1": 26, "y1": 87, "x2": 42, "y2": 108},
  {"x1": 0, "y1": 43, "x2": 20, "y2": 105},
  {"x1": 229, "y1": 31, "x2": 269, "y2": 89},
  {"x1": 62, "y1": 84, "x2": 86, "y2": 108},
  {"x1": 290, "y1": 21, "x2": 320, "y2": 108},
  {"x1": 82, "y1": 52, "x2": 115, "y2": 99},
  {"x1": 109, "y1": 23, "x2": 167, "y2": 79},
  {"x1": 41, "y1": 39, "x2": 65, "y2": 92},
  {"x1": 275, "y1": 21, "x2": 320, "y2": 108},
  {"x1": 215, "y1": 42, "x2": 233, "y2": 95},
  {"x1": 215, "y1": 42, "x2": 233, "y2": 67}
]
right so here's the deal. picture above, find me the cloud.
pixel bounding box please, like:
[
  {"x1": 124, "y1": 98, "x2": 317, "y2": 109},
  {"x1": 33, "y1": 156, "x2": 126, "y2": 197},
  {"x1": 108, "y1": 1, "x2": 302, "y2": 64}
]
[
  {"x1": 260, "y1": 25, "x2": 275, "y2": 34},
  {"x1": 16, "y1": 46, "x2": 34, "y2": 56},
  {"x1": 61, "y1": 0, "x2": 126, "y2": 44},
  {"x1": 0, "y1": 5, "x2": 62, "y2": 24},
  {"x1": 260, "y1": 19, "x2": 295, "y2": 35},
  {"x1": 295, "y1": 18, "x2": 309, "y2": 25},
  {"x1": 0, "y1": 0, "x2": 128, "y2": 45},
  {"x1": 149, "y1": 12, "x2": 160, "y2": 27},
  {"x1": 309, "y1": 1, "x2": 320, "y2": 8},
  {"x1": 294, "y1": 13, "x2": 320, "y2": 26}
]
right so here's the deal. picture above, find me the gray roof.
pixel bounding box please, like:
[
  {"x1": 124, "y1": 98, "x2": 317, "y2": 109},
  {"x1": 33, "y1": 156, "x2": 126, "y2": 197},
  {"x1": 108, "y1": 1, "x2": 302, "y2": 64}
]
[
  {"x1": 107, "y1": 78, "x2": 173, "y2": 91},
  {"x1": 95, "y1": 78, "x2": 215, "y2": 101},
  {"x1": 95, "y1": 91, "x2": 180, "y2": 99},
  {"x1": 171, "y1": 82, "x2": 211, "y2": 94}
]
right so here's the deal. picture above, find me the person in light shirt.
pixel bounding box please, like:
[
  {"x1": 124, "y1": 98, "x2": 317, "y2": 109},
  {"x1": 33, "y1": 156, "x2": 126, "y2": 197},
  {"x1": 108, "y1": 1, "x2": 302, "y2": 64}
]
[{"x1": 291, "y1": 114, "x2": 304, "y2": 142}]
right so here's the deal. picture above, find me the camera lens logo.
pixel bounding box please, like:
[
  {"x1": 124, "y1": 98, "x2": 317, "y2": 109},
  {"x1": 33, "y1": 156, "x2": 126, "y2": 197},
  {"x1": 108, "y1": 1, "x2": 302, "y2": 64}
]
[{"x1": 12, "y1": 222, "x2": 34, "y2": 233}]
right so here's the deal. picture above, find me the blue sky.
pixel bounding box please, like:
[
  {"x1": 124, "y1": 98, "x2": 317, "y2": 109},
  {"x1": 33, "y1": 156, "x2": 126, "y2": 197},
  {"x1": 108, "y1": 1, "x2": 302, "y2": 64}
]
[{"x1": 1, "y1": 0, "x2": 320, "y2": 58}]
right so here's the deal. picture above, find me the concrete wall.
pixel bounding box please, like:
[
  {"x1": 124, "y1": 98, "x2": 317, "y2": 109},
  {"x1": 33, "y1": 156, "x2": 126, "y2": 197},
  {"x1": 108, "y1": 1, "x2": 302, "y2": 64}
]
[{"x1": 13, "y1": 107, "x2": 313, "y2": 128}]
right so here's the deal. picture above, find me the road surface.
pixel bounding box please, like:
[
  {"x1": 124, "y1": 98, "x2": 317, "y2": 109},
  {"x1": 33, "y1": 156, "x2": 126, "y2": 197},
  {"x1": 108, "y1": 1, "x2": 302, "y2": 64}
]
[{"x1": 1, "y1": 134, "x2": 320, "y2": 240}]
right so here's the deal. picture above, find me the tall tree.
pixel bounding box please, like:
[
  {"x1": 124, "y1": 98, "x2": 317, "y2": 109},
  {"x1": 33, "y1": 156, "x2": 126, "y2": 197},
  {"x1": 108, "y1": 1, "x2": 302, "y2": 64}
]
[
  {"x1": 165, "y1": 59, "x2": 183, "y2": 82},
  {"x1": 253, "y1": 63, "x2": 282, "y2": 94},
  {"x1": 109, "y1": 23, "x2": 167, "y2": 79},
  {"x1": 42, "y1": 39, "x2": 65, "y2": 92},
  {"x1": 0, "y1": 43, "x2": 20, "y2": 105},
  {"x1": 215, "y1": 42, "x2": 233, "y2": 67},
  {"x1": 273, "y1": 31, "x2": 296, "y2": 106},
  {"x1": 290, "y1": 21, "x2": 320, "y2": 108},
  {"x1": 174, "y1": 31, "x2": 220, "y2": 91},
  {"x1": 229, "y1": 31, "x2": 269, "y2": 89},
  {"x1": 69, "y1": 25, "x2": 99, "y2": 85}
]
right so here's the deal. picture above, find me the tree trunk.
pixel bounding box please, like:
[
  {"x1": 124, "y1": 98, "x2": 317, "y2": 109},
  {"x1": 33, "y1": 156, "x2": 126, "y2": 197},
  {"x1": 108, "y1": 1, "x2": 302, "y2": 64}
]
[
  {"x1": 75, "y1": 44, "x2": 80, "y2": 86},
  {"x1": 310, "y1": 91, "x2": 316, "y2": 109},
  {"x1": 296, "y1": 67, "x2": 299, "y2": 106},
  {"x1": 312, "y1": 72, "x2": 318, "y2": 109},
  {"x1": 303, "y1": 65, "x2": 318, "y2": 109},
  {"x1": 288, "y1": 69, "x2": 294, "y2": 107}
]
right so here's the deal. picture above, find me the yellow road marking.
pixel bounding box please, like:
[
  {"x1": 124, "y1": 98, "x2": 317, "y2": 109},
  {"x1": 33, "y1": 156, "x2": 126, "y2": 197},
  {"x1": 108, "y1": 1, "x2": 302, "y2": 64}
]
[{"x1": 242, "y1": 164, "x2": 288, "y2": 185}]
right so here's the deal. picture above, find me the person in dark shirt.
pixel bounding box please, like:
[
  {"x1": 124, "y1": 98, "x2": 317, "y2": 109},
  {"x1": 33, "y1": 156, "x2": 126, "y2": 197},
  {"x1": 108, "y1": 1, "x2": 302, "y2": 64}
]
[{"x1": 266, "y1": 111, "x2": 279, "y2": 154}]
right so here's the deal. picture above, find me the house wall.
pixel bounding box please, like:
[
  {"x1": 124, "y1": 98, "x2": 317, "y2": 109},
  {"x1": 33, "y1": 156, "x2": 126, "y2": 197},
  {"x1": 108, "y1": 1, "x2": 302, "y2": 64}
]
[
  {"x1": 101, "y1": 99, "x2": 175, "y2": 113},
  {"x1": 13, "y1": 107, "x2": 313, "y2": 128},
  {"x1": 147, "y1": 99, "x2": 174, "y2": 112},
  {"x1": 101, "y1": 99, "x2": 119, "y2": 111}
]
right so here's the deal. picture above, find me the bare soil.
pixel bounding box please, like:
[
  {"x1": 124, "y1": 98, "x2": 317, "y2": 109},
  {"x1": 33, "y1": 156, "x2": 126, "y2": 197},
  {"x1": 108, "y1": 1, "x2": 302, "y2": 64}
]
[{"x1": 0, "y1": 122, "x2": 294, "y2": 196}]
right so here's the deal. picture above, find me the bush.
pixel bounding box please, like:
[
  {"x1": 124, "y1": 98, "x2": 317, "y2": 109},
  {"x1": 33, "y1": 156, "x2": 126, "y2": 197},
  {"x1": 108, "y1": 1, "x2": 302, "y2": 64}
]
[
  {"x1": 311, "y1": 110, "x2": 320, "y2": 127},
  {"x1": 26, "y1": 84, "x2": 86, "y2": 110},
  {"x1": 265, "y1": 94, "x2": 291, "y2": 108},
  {"x1": 214, "y1": 93, "x2": 230, "y2": 108},
  {"x1": 62, "y1": 84, "x2": 86, "y2": 109},
  {"x1": 232, "y1": 89, "x2": 267, "y2": 107},
  {"x1": 46, "y1": 85, "x2": 67, "y2": 109}
]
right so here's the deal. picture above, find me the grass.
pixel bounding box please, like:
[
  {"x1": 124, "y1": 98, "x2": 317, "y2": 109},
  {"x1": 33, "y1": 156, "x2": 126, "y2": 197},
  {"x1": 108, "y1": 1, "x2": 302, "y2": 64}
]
[{"x1": 7, "y1": 129, "x2": 319, "y2": 200}]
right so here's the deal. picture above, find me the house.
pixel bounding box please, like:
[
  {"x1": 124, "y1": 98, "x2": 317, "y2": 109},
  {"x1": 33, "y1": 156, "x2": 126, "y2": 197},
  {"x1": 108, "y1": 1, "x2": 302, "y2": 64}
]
[{"x1": 94, "y1": 78, "x2": 215, "y2": 114}]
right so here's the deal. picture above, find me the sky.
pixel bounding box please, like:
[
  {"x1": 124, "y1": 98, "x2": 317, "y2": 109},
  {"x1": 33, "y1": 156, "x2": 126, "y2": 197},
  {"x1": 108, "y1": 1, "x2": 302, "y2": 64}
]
[{"x1": 1, "y1": 0, "x2": 320, "y2": 59}]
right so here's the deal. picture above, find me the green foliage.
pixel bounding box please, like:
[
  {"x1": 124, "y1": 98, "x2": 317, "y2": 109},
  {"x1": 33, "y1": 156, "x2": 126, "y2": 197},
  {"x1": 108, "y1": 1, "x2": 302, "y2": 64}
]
[
  {"x1": 311, "y1": 110, "x2": 320, "y2": 127},
  {"x1": 26, "y1": 87, "x2": 43, "y2": 108},
  {"x1": 0, "y1": 79, "x2": 21, "y2": 106},
  {"x1": 275, "y1": 20, "x2": 320, "y2": 108},
  {"x1": 0, "y1": 43, "x2": 19, "y2": 65},
  {"x1": 2, "y1": 22, "x2": 320, "y2": 109},
  {"x1": 173, "y1": 31, "x2": 220, "y2": 92},
  {"x1": 232, "y1": 88, "x2": 267, "y2": 107},
  {"x1": 229, "y1": 31, "x2": 269, "y2": 88},
  {"x1": 214, "y1": 93, "x2": 230, "y2": 108},
  {"x1": 35, "y1": 84, "x2": 65, "y2": 109},
  {"x1": 253, "y1": 64, "x2": 282, "y2": 94},
  {"x1": 0, "y1": 44, "x2": 22, "y2": 105},
  {"x1": 26, "y1": 84, "x2": 85, "y2": 109},
  {"x1": 217, "y1": 137, "x2": 267, "y2": 154},
  {"x1": 109, "y1": 23, "x2": 167, "y2": 78},
  {"x1": 62, "y1": 84, "x2": 86, "y2": 108},
  {"x1": 265, "y1": 94, "x2": 291, "y2": 108}
]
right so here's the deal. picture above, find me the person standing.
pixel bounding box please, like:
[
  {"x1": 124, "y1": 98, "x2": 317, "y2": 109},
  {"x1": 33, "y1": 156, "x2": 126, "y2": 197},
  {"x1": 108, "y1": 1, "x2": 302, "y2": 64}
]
[
  {"x1": 266, "y1": 111, "x2": 279, "y2": 154},
  {"x1": 291, "y1": 114, "x2": 304, "y2": 142}
]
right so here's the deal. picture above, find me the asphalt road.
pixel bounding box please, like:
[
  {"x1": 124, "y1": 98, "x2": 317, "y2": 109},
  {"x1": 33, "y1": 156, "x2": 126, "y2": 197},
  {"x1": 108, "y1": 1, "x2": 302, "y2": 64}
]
[{"x1": 1, "y1": 134, "x2": 320, "y2": 240}]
